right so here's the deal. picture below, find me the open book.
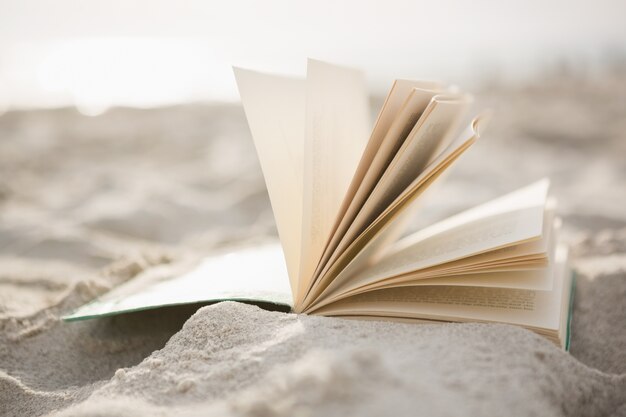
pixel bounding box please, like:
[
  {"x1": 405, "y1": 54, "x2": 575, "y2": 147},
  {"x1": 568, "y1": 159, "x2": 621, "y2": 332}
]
[{"x1": 64, "y1": 60, "x2": 575, "y2": 349}]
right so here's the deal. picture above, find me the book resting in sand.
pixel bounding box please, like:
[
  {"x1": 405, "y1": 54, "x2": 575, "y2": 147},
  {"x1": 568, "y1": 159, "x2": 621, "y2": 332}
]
[{"x1": 64, "y1": 59, "x2": 575, "y2": 349}]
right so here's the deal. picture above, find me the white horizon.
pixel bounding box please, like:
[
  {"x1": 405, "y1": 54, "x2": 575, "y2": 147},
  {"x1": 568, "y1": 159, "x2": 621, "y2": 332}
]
[{"x1": 1, "y1": 0, "x2": 625, "y2": 115}]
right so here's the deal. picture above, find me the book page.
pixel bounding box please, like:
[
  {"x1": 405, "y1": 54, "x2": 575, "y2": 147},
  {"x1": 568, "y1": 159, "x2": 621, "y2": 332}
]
[
  {"x1": 63, "y1": 243, "x2": 293, "y2": 321},
  {"x1": 392, "y1": 179, "x2": 550, "y2": 252},
  {"x1": 393, "y1": 268, "x2": 555, "y2": 291},
  {"x1": 313, "y1": 85, "x2": 444, "y2": 289},
  {"x1": 363, "y1": 217, "x2": 557, "y2": 294},
  {"x1": 313, "y1": 246, "x2": 570, "y2": 337},
  {"x1": 328, "y1": 79, "x2": 445, "y2": 242},
  {"x1": 364, "y1": 180, "x2": 549, "y2": 279},
  {"x1": 337, "y1": 202, "x2": 546, "y2": 295},
  {"x1": 302, "y1": 116, "x2": 485, "y2": 310},
  {"x1": 297, "y1": 59, "x2": 371, "y2": 304},
  {"x1": 328, "y1": 201, "x2": 558, "y2": 300},
  {"x1": 346, "y1": 94, "x2": 471, "y2": 238},
  {"x1": 310, "y1": 204, "x2": 549, "y2": 311},
  {"x1": 233, "y1": 68, "x2": 305, "y2": 298},
  {"x1": 307, "y1": 98, "x2": 473, "y2": 303},
  {"x1": 302, "y1": 152, "x2": 458, "y2": 310},
  {"x1": 325, "y1": 217, "x2": 557, "y2": 306}
]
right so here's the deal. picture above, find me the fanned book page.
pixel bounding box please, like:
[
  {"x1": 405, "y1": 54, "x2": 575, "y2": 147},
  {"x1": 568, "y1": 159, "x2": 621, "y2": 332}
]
[{"x1": 64, "y1": 59, "x2": 574, "y2": 350}]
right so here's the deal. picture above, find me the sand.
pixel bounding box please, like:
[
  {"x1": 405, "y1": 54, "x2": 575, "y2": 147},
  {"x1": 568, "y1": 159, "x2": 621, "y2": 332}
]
[{"x1": 1, "y1": 71, "x2": 625, "y2": 416}]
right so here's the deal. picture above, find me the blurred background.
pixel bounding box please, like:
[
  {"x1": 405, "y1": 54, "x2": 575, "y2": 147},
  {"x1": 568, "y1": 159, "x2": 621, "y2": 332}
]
[
  {"x1": 1, "y1": 0, "x2": 625, "y2": 321},
  {"x1": 1, "y1": 0, "x2": 626, "y2": 113}
]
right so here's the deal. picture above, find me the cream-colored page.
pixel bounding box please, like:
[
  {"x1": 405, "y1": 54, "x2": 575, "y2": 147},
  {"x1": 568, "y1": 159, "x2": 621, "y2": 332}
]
[
  {"x1": 394, "y1": 268, "x2": 554, "y2": 291},
  {"x1": 339, "y1": 202, "x2": 546, "y2": 294},
  {"x1": 333, "y1": 215, "x2": 557, "y2": 300},
  {"x1": 381, "y1": 219, "x2": 556, "y2": 291},
  {"x1": 310, "y1": 205, "x2": 547, "y2": 311},
  {"x1": 323, "y1": 96, "x2": 470, "y2": 273},
  {"x1": 391, "y1": 212, "x2": 558, "y2": 289},
  {"x1": 233, "y1": 68, "x2": 306, "y2": 298},
  {"x1": 297, "y1": 59, "x2": 371, "y2": 304},
  {"x1": 303, "y1": 156, "x2": 458, "y2": 310},
  {"x1": 387, "y1": 115, "x2": 490, "y2": 214},
  {"x1": 329, "y1": 79, "x2": 445, "y2": 239},
  {"x1": 313, "y1": 86, "x2": 443, "y2": 287},
  {"x1": 348, "y1": 94, "x2": 471, "y2": 236},
  {"x1": 412, "y1": 209, "x2": 553, "y2": 273},
  {"x1": 327, "y1": 79, "x2": 444, "y2": 243},
  {"x1": 313, "y1": 246, "x2": 570, "y2": 334},
  {"x1": 303, "y1": 118, "x2": 483, "y2": 310},
  {"x1": 556, "y1": 249, "x2": 573, "y2": 346},
  {"x1": 356, "y1": 200, "x2": 556, "y2": 284},
  {"x1": 310, "y1": 175, "x2": 547, "y2": 309},
  {"x1": 378, "y1": 95, "x2": 471, "y2": 197},
  {"x1": 311, "y1": 96, "x2": 472, "y2": 298},
  {"x1": 392, "y1": 179, "x2": 550, "y2": 252},
  {"x1": 63, "y1": 243, "x2": 293, "y2": 321}
]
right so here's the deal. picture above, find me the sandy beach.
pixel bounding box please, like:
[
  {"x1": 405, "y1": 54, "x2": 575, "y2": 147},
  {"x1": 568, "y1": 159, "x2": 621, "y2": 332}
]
[{"x1": 1, "y1": 72, "x2": 625, "y2": 416}]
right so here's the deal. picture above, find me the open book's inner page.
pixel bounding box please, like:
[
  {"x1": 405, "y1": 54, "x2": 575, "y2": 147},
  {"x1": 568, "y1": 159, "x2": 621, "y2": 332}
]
[
  {"x1": 63, "y1": 243, "x2": 292, "y2": 321},
  {"x1": 233, "y1": 68, "x2": 305, "y2": 298},
  {"x1": 393, "y1": 179, "x2": 550, "y2": 251},
  {"x1": 364, "y1": 212, "x2": 559, "y2": 292},
  {"x1": 302, "y1": 117, "x2": 485, "y2": 310},
  {"x1": 326, "y1": 79, "x2": 445, "y2": 254},
  {"x1": 297, "y1": 59, "x2": 371, "y2": 305},
  {"x1": 313, "y1": 246, "x2": 570, "y2": 340},
  {"x1": 305, "y1": 179, "x2": 550, "y2": 311},
  {"x1": 361, "y1": 200, "x2": 546, "y2": 282},
  {"x1": 341, "y1": 213, "x2": 557, "y2": 300},
  {"x1": 315, "y1": 94, "x2": 472, "y2": 284},
  {"x1": 341, "y1": 217, "x2": 558, "y2": 301},
  {"x1": 358, "y1": 94, "x2": 471, "y2": 227},
  {"x1": 314, "y1": 84, "x2": 445, "y2": 288}
]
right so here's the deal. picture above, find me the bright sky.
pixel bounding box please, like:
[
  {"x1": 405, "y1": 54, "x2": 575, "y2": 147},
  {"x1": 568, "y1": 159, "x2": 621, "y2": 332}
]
[{"x1": 1, "y1": 0, "x2": 625, "y2": 115}]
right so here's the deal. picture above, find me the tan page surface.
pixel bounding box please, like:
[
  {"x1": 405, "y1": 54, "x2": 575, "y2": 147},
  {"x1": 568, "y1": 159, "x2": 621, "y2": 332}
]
[
  {"x1": 393, "y1": 179, "x2": 550, "y2": 252},
  {"x1": 297, "y1": 59, "x2": 371, "y2": 303},
  {"x1": 303, "y1": 117, "x2": 486, "y2": 310},
  {"x1": 311, "y1": 97, "x2": 473, "y2": 299},
  {"x1": 315, "y1": 246, "x2": 570, "y2": 333},
  {"x1": 341, "y1": 202, "x2": 547, "y2": 294},
  {"x1": 234, "y1": 68, "x2": 306, "y2": 298},
  {"x1": 327, "y1": 78, "x2": 445, "y2": 243},
  {"x1": 314, "y1": 85, "x2": 443, "y2": 286}
]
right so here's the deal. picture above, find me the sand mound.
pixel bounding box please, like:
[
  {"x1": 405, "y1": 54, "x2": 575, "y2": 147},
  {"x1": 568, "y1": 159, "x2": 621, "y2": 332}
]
[{"x1": 48, "y1": 302, "x2": 626, "y2": 417}]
